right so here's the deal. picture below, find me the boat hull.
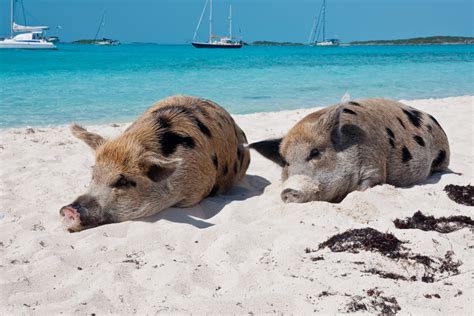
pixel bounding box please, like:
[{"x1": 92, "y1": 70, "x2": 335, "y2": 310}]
[
  {"x1": 0, "y1": 41, "x2": 57, "y2": 50},
  {"x1": 192, "y1": 42, "x2": 242, "y2": 49}
]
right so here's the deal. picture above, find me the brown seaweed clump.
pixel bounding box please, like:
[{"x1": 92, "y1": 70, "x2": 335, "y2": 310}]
[
  {"x1": 444, "y1": 184, "x2": 473, "y2": 206},
  {"x1": 315, "y1": 228, "x2": 462, "y2": 283},
  {"x1": 317, "y1": 228, "x2": 404, "y2": 258},
  {"x1": 394, "y1": 211, "x2": 474, "y2": 233},
  {"x1": 344, "y1": 288, "x2": 401, "y2": 315}
]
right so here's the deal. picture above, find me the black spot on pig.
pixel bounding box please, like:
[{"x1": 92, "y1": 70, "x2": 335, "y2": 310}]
[
  {"x1": 342, "y1": 108, "x2": 357, "y2": 115},
  {"x1": 389, "y1": 138, "x2": 395, "y2": 148},
  {"x1": 160, "y1": 132, "x2": 195, "y2": 156},
  {"x1": 431, "y1": 150, "x2": 446, "y2": 169},
  {"x1": 413, "y1": 135, "x2": 425, "y2": 147},
  {"x1": 348, "y1": 101, "x2": 362, "y2": 106},
  {"x1": 223, "y1": 163, "x2": 228, "y2": 175},
  {"x1": 402, "y1": 146, "x2": 412, "y2": 162},
  {"x1": 195, "y1": 117, "x2": 212, "y2": 138},
  {"x1": 403, "y1": 108, "x2": 423, "y2": 128},
  {"x1": 156, "y1": 116, "x2": 172, "y2": 130},
  {"x1": 397, "y1": 117, "x2": 406, "y2": 129},
  {"x1": 386, "y1": 128, "x2": 395, "y2": 139},
  {"x1": 212, "y1": 154, "x2": 218, "y2": 169}
]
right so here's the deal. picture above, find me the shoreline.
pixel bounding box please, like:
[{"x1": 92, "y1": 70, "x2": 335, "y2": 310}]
[
  {"x1": 0, "y1": 95, "x2": 472, "y2": 314},
  {"x1": 1, "y1": 94, "x2": 472, "y2": 131}
]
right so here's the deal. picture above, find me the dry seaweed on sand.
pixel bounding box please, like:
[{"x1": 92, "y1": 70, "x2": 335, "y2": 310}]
[
  {"x1": 394, "y1": 211, "x2": 474, "y2": 233},
  {"x1": 343, "y1": 288, "x2": 401, "y2": 315},
  {"x1": 438, "y1": 251, "x2": 462, "y2": 275},
  {"x1": 317, "y1": 228, "x2": 404, "y2": 258},
  {"x1": 444, "y1": 184, "x2": 474, "y2": 206},
  {"x1": 363, "y1": 268, "x2": 410, "y2": 281},
  {"x1": 316, "y1": 228, "x2": 462, "y2": 283}
]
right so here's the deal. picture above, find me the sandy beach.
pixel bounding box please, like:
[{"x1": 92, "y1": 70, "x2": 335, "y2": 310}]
[{"x1": 0, "y1": 95, "x2": 472, "y2": 314}]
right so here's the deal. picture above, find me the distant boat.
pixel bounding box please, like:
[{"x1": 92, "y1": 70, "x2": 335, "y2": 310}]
[
  {"x1": 46, "y1": 36, "x2": 60, "y2": 44},
  {"x1": 0, "y1": 0, "x2": 57, "y2": 50},
  {"x1": 192, "y1": 0, "x2": 243, "y2": 49},
  {"x1": 93, "y1": 11, "x2": 120, "y2": 46},
  {"x1": 308, "y1": 0, "x2": 340, "y2": 47}
]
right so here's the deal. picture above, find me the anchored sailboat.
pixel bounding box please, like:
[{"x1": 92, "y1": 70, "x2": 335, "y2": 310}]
[
  {"x1": 93, "y1": 11, "x2": 120, "y2": 46},
  {"x1": 308, "y1": 0, "x2": 340, "y2": 46},
  {"x1": 0, "y1": 0, "x2": 57, "y2": 49},
  {"x1": 192, "y1": 0, "x2": 243, "y2": 49}
]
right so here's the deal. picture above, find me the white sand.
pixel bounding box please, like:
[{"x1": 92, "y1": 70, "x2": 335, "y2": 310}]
[{"x1": 0, "y1": 96, "x2": 472, "y2": 314}]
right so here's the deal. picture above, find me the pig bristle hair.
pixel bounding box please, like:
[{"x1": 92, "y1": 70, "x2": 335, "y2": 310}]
[{"x1": 340, "y1": 92, "x2": 351, "y2": 103}]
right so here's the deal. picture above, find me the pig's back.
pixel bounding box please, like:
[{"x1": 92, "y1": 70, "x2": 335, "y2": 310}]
[
  {"x1": 126, "y1": 95, "x2": 250, "y2": 201},
  {"x1": 339, "y1": 99, "x2": 450, "y2": 186}
]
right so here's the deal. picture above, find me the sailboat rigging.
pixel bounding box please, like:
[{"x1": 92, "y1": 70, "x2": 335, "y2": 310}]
[
  {"x1": 308, "y1": 0, "x2": 340, "y2": 46},
  {"x1": 93, "y1": 11, "x2": 120, "y2": 46}
]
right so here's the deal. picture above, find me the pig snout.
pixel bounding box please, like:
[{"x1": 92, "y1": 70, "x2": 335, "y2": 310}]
[
  {"x1": 59, "y1": 195, "x2": 104, "y2": 232},
  {"x1": 281, "y1": 188, "x2": 305, "y2": 203},
  {"x1": 280, "y1": 174, "x2": 320, "y2": 203},
  {"x1": 59, "y1": 204, "x2": 83, "y2": 232}
]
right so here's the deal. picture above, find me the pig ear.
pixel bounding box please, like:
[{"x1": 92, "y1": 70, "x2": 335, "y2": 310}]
[
  {"x1": 329, "y1": 107, "x2": 366, "y2": 151},
  {"x1": 70, "y1": 124, "x2": 106, "y2": 151},
  {"x1": 142, "y1": 155, "x2": 182, "y2": 182},
  {"x1": 248, "y1": 138, "x2": 286, "y2": 167}
]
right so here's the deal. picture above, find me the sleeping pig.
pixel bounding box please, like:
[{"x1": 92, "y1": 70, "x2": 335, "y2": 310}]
[
  {"x1": 60, "y1": 95, "x2": 250, "y2": 231},
  {"x1": 249, "y1": 99, "x2": 449, "y2": 203}
]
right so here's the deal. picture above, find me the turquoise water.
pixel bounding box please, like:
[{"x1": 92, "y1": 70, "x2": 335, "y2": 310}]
[{"x1": 1, "y1": 44, "x2": 473, "y2": 128}]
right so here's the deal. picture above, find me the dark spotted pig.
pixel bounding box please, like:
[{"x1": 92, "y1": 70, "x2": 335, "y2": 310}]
[
  {"x1": 60, "y1": 95, "x2": 250, "y2": 231},
  {"x1": 250, "y1": 99, "x2": 449, "y2": 203}
]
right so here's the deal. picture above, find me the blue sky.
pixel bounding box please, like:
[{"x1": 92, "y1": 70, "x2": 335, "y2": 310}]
[{"x1": 1, "y1": 0, "x2": 473, "y2": 43}]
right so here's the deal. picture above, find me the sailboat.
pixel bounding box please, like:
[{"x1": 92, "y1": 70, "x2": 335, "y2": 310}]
[
  {"x1": 0, "y1": 0, "x2": 57, "y2": 49},
  {"x1": 192, "y1": 0, "x2": 242, "y2": 49},
  {"x1": 93, "y1": 12, "x2": 120, "y2": 46},
  {"x1": 308, "y1": 0, "x2": 340, "y2": 47}
]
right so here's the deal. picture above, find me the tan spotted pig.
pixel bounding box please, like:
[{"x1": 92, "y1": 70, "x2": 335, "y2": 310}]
[
  {"x1": 60, "y1": 95, "x2": 250, "y2": 231},
  {"x1": 250, "y1": 99, "x2": 449, "y2": 203}
]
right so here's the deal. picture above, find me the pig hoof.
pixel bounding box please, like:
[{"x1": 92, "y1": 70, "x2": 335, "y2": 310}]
[
  {"x1": 281, "y1": 188, "x2": 304, "y2": 203},
  {"x1": 59, "y1": 206, "x2": 82, "y2": 232}
]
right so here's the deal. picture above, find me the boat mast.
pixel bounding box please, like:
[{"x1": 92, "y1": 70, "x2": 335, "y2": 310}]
[
  {"x1": 322, "y1": 0, "x2": 326, "y2": 42},
  {"x1": 209, "y1": 0, "x2": 213, "y2": 43},
  {"x1": 102, "y1": 14, "x2": 106, "y2": 39},
  {"x1": 229, "y1": 5, "x2": 232, "y2": 38},
  {"x1": 94, "y1": 11, "x2": 106, "y2": 41},
  {"x1": 10, "y1": 0, "x2": 14, "y2": 37},
  {"x1": 193, "y1": 0, "x2": 208, "y2": 41}
]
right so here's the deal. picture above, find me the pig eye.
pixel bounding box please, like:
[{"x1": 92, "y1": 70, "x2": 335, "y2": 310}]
[
  {"x1": 307, "y1": 148, "x2": 321, "y2": 161},
  {"x1": 112, "y1": 175, "x2": 136, "y2": 189}
]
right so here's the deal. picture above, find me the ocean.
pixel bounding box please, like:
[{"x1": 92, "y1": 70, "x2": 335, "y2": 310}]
[{"x1": 0, "y1": 44, "x2": 473, "y2": 128}]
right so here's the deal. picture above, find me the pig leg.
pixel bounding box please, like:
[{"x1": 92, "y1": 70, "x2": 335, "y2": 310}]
[
  {"x1": 357, "y1": 178, "x2": 380, "y2": 191},
  {"x1": 356, "y1": 166, "x2": 385, "y2": 191}
]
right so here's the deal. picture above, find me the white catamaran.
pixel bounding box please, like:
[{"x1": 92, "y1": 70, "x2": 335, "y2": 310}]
[
  {"x1": 308, "y1": 0, "x2": 340, "y2": 46},
  {"x1": 0, "y1": 0, "x2": 57, "y2": 50},
  {"x1": 192, "y1": 0, "x2": 243, "y2": 48}
]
